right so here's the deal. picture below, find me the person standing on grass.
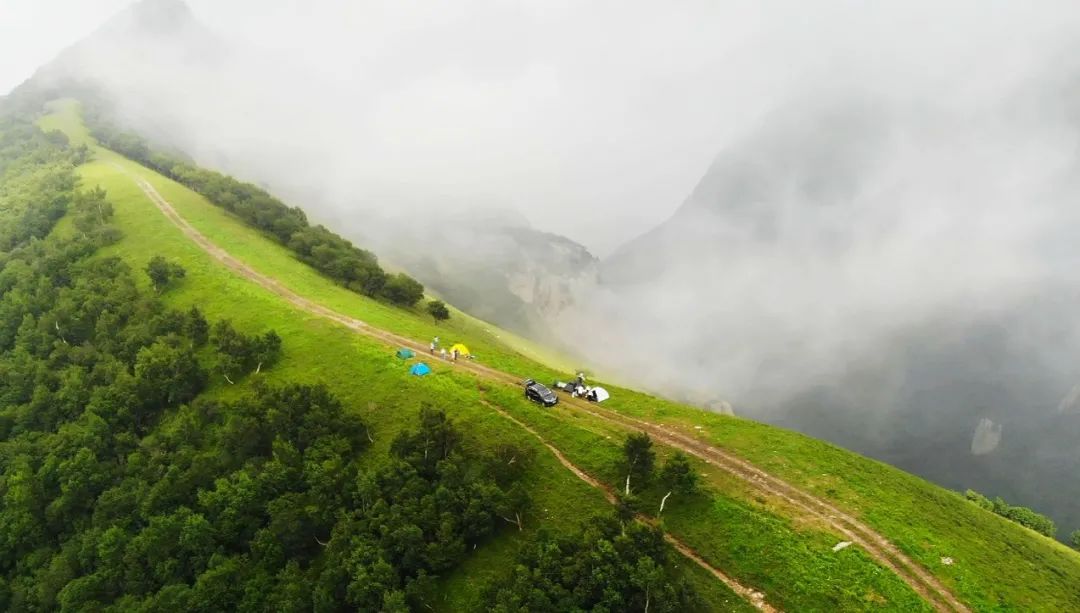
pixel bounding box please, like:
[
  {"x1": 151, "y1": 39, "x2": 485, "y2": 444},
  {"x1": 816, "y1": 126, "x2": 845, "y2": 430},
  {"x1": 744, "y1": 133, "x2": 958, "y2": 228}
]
[
  {"x1": 429, "y1": 340, "x2": 435, "y2": 354},
  {"x1": 440, "y1": 348, "x2": 448, "y2": 360}
]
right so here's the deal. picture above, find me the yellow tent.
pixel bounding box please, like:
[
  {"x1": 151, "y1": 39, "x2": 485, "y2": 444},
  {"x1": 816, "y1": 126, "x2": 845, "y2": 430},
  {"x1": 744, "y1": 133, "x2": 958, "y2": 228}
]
[{"x1": 450, "y1": 343, "x2": 470, "y2": 357}]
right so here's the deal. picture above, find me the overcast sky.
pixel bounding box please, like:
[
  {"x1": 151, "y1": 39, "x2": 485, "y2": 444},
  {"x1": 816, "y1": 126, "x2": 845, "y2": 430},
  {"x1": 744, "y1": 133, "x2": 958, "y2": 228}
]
[
  {"x1": 5, "y1": 0, "x2": 1080, "y2": 254},
  {"x1": 0, "y1": 1, "x2": 125, "y2": 89}
]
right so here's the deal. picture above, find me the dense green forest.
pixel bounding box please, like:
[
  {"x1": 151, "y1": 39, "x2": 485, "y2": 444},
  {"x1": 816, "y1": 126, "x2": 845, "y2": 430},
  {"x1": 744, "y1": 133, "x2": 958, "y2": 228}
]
[
  {"x1": 487, "y1": 517, "x2": 699, "y2": 612},
  {"x1": 0, "y1": 112, "x2": 697, "y2": 611},
  {"x1": 76, "y1": 98, "x2": 425, "y2": 308}
]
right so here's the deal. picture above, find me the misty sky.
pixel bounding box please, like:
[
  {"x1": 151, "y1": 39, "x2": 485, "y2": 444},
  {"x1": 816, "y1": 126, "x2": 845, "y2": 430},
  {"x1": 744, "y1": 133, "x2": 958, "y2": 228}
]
[{"x1": 5, "y1": 0, "x2": 1080, "y2": 254}]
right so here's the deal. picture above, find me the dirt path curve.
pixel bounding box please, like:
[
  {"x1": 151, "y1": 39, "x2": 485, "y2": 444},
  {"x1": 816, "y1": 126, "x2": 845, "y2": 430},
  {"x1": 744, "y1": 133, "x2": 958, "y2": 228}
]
[
  {"x1": 481, "y1": 400, "x2": 778, "y2": 612},
  {"x1": 126, "y1": 171, "x2": 969, "y2": 613}
]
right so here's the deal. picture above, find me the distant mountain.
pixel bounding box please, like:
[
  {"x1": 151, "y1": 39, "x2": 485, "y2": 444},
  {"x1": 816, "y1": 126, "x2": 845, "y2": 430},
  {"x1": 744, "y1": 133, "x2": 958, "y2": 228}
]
[
  {"x1": 603, "y1": 100, "x2": 886, "y2": 287},
  {"x1": 332, "y1": 208, "x2": 598, "y2": 339},
  {"x1": 24, "y1": 0, "x2": 224, "y2": 93},
  {"x1": 592, "y1": 99, "x2": 1080, "y2": 538},
  {"x1": 7, "y1": 0, "x2": 225, "y2": 150}
]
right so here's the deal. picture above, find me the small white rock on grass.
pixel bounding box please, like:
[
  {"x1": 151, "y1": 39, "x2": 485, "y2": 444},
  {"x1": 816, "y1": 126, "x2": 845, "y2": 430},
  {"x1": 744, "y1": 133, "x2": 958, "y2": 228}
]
[{"x1": 832, "y1": 541, "x2": 853, "y2": 552}]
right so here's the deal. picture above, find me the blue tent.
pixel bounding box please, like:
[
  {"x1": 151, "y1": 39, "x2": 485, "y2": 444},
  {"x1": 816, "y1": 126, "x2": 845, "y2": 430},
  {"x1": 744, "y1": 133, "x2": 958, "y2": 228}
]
[
  {"x1": 396, "y1": 348, "x2": 415, "y2": 359},
  {"x1": 409, "y1": 362, "x2": 432, "y2": 376}
]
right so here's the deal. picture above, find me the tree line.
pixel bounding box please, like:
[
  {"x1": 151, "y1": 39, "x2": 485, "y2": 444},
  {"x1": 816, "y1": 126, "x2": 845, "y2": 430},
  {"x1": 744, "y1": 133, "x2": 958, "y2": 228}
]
[
  {"x1": 80, "y1": 102, "x2": 426, "y2": 309},
  {"x1": 964, "y1": 490, "x2": 1059, "y2": 539}
]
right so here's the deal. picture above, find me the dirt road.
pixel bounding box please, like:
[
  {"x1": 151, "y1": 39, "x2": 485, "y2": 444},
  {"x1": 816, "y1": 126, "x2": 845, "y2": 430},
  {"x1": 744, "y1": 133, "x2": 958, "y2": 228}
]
[
  {"x1": 127, "y1": 171, "x2": 969, "y2": 613},
  {"x1": 482, "y1": 400, "x2": 777, "y2": 611}
]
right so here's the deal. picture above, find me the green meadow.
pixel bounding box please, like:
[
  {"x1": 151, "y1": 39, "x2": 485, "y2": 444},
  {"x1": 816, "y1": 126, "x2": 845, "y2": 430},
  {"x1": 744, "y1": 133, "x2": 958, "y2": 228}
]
[{"x1": 38, "y1": 99, "x2": 1080, "y2": 611}]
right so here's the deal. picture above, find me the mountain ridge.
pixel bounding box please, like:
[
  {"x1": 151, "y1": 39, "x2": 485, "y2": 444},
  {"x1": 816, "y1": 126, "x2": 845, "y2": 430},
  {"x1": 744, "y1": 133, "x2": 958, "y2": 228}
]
[{"x1": 2, "y1": 2, "x2": 1079, "y2": 607}]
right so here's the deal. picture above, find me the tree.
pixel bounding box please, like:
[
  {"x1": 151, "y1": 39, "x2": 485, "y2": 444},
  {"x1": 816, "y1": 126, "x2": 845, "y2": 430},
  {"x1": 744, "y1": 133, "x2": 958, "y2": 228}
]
[
  {"x1": 622, "y1": 432, "x2": 655, "y2": 495},
  {"x1": 965, "y1": 489, "x2": 993, "y2": 511},
  {"x1": 381, "y1": 273, "x2": 424, "y2": 307},
  {"x1": 966, "y1": 489, "x2": 1057, "y2": 538},
  {"x1": 186, "y1": 307, "x2": 209, "y2": 347},
  {"x1": 390, "y1": 406, "x2": 462, "y2": 474},
  {"x1": 658, "y1": 452, "x2": 698, "y2": 515},
  {"x1": 615, "y1": 492, "x2": 641, "y2": 526},
  {"x1": 71, "y1": 187, "x2": 114, "y2": 236},
  {"x1": 1071, "y1": 530, "x2": 1080, "y2": 551},
  {"x1": 485, "y1": 511, "x2": 699, "y2": 612},
  {"x1": 211, "y1": 320, "x2": 282, "y2": 382},
  {"x1": 211, "y1": 320, "x2": 250, "y2": 383},
  {"x1": 630, "y1": 557, "x2": 667, "y2": 613},
  {"x1": 145, "y1": 256, "x2": 186, "y2": 293},
  {"x1": 426, "y1": 299, "x2": 450, "y2": 321},
  {"x1": 660, "y1": 453, "x2": 698, "y2": 495},
  {"x1": 133, "y1": 339, "x2": 207, "y2": 413},
  {"x1": 253, "y1": 330, "x2": 282, "y2": 374}
]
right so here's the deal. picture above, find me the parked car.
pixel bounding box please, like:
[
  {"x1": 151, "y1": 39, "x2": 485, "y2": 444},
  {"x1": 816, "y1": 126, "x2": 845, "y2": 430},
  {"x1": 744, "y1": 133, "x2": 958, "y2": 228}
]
[{"x1": 523, "y1": 379, "x2": 558, "y2": 407}]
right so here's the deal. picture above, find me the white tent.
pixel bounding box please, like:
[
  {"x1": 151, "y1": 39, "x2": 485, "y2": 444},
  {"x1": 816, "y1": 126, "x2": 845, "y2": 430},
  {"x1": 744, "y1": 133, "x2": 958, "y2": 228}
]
[{"x1": 588, "y1": 387, "x2": 610, "y2": 402}]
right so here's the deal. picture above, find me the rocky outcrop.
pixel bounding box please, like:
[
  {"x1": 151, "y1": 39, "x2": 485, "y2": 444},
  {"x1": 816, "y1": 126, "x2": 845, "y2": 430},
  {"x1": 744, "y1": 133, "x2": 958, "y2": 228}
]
[
  {"x1": 504, "y1": 229, "x2": 598, "y2": 322},
  {"x1": 335, "y1": 211, "x2": 598, "y2": 338}
]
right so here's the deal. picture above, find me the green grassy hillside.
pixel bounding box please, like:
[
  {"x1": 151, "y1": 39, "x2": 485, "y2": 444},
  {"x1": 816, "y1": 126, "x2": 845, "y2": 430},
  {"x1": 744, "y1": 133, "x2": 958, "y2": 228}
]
[{"x1": 36, "y1": 98, "x2": 1080, "y2": 611}]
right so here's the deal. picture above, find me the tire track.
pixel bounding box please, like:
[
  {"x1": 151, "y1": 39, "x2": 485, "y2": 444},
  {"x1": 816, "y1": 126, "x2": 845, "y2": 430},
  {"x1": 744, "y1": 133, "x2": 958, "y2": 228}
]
[
  {"x1": 122, "y1": 168, "x2": 968, "y2": 613},
  {"x1": 481, "y1": 400, "x2": 777, "y2": 612}
]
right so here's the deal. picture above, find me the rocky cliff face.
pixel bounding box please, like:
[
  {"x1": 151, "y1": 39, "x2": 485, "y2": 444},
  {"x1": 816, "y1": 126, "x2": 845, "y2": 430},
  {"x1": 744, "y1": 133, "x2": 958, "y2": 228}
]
[
  {"x1": 331, "y1": 210, "x2": 598, "y2": 339},
  {"x1": 502, "y1": 227, "x2": 598, "y2": 323}
]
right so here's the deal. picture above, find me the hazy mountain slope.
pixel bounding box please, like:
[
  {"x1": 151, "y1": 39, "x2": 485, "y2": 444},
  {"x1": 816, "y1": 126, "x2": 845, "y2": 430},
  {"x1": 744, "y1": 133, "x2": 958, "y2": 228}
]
[
  {"x1": 604, "y1": 101, "x2": 886, "y2": 287},
  {"x1": 14, "y1": 0, "x2": 597, "y2": 345},
  {"x1": 597, "y1": 99, "x2": 1080, "y2": 539},
  {"x1": 333, "y1": 209, "x2": 598, "y2": 338},
  {"x1": 14, "y1": 0, "x2": 221, "y2": 138}
]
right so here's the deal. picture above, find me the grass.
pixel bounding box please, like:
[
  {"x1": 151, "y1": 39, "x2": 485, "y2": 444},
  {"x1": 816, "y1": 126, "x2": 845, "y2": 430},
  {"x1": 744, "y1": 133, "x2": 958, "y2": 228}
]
[
  {"x1": 38, "y1": 98, "x2": 1080, "y2": 611},
  {"x1": 604, "y1": 393, "x2": 1080, "y2": 611},
  {"x1": 37, "y1": 100, "x2": 752, "y2": 611},
  {"x1": 484, "y1": 385, "x2": 931, "y2": 612}
]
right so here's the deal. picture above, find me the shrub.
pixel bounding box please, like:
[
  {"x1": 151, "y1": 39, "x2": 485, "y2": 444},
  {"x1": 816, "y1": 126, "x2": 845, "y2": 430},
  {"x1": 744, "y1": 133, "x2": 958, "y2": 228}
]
[
  {"x1": 145, "y1": 256, "x2": 186, "y2": 293},
  {"x1": 426, "y1": 299, "x2": 450, "y2": 321},
  {"x1": 82, "y1": 109, "x2": 429, "y2": 310},
  {"x1": 381, "y1": 273, "x2": 424, "y2": 307},
  {"x1": 965, "y1": 489, "x2": 1056, "y2": 538}
]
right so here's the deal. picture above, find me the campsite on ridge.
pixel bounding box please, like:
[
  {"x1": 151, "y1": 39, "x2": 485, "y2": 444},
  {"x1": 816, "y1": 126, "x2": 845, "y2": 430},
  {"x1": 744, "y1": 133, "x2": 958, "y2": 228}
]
[{"x1": 1, "y1": 1, "x2": 1080, "y2": 611}]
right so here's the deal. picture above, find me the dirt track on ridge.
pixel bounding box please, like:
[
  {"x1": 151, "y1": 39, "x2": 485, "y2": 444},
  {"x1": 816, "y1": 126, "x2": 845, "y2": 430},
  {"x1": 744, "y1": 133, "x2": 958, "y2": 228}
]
[
  {"x1": 126, "y1": 170, "x2": 970, "y2": 613},
  {"x1": 481, "y1": 400, "x2": 777, "y2": 612}
]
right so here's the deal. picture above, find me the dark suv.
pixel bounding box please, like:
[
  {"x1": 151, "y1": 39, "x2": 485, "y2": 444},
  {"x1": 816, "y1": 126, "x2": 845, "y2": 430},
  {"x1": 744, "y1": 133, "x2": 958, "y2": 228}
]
[{"x1": 523, "y1": 379, "x2": 558, "y2": 407}]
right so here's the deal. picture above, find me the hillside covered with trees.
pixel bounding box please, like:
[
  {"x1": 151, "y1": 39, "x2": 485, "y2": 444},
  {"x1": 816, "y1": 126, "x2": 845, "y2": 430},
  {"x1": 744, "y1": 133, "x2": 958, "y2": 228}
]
[
  {"x1": 0, "y1": 112, "x2": 696, "y2": 611},
  {"x1": 73, "y1": 93, "x2": 427, "y2": 309}
]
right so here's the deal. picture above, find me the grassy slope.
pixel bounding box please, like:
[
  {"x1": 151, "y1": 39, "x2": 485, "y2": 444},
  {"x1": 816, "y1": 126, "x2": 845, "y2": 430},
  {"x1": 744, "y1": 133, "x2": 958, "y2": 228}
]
[
  {"x1": 38, "y1": 100, "x2": 752, "y2": 611},
  {"x1": 42, "y1": 102, "x2": 923, "y2": 612},
  {"x1": 40, "y1": 100, "x2": 1080, "y2": 611}
]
